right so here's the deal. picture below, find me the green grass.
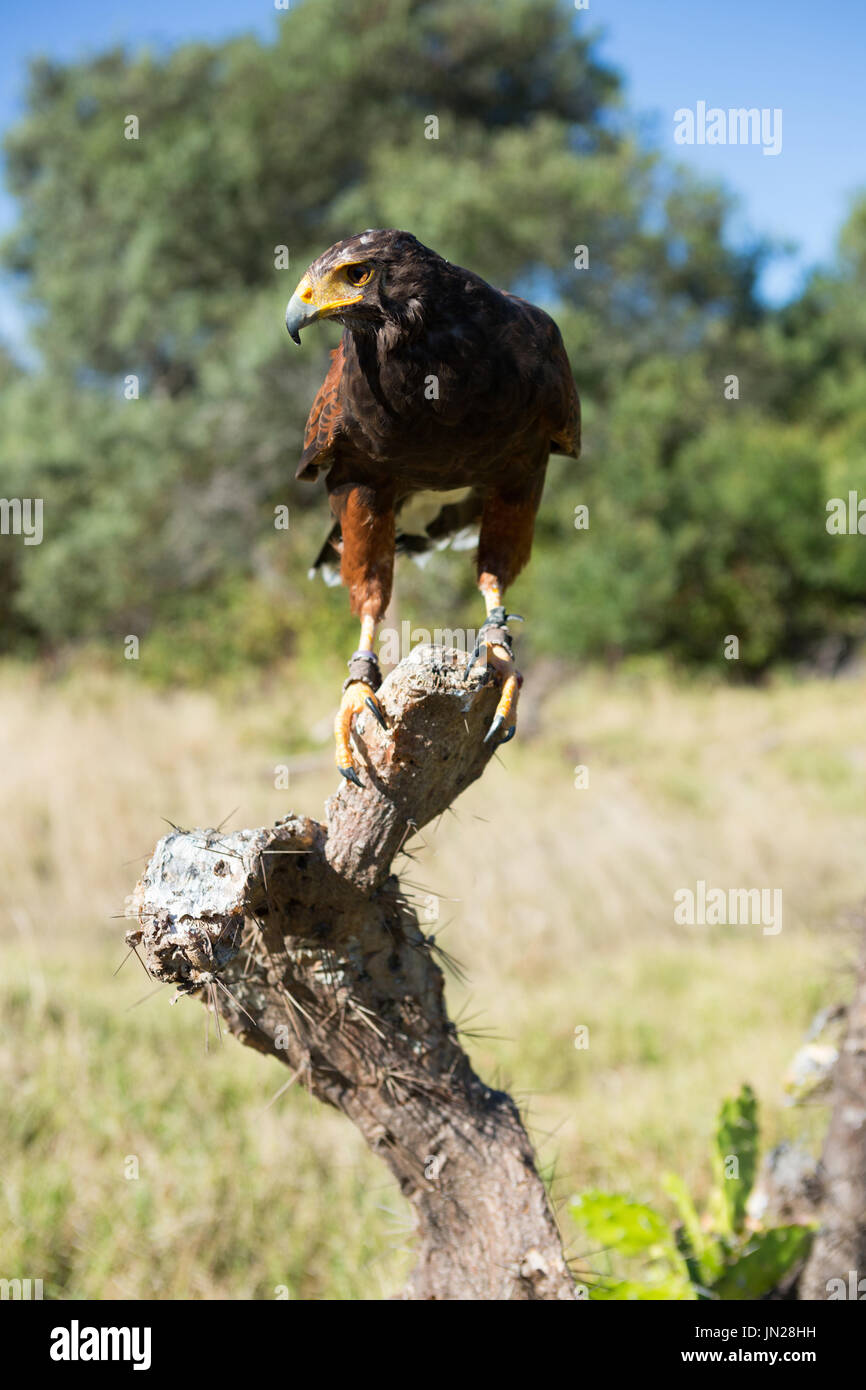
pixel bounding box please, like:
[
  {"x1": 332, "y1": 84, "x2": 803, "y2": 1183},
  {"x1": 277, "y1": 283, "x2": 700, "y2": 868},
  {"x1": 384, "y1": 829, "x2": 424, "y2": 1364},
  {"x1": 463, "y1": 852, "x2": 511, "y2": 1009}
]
[
  {"x1": 0, "y1": 949, "x2": 410, "y2": 1300},
  {"x1": 1, "y1": 658, "x2": 862, "y2": 1297}
]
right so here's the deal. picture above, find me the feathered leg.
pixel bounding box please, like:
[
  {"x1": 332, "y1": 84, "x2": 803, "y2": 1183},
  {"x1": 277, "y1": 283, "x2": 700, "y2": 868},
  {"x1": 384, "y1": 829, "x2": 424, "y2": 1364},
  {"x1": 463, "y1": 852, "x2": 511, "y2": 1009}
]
[
  {"x1": 468, "y1": 480, "x2": 543, "y2": 746},
  {"x1": 331, "y1": 484, "x2": 394, "y2": 786}
]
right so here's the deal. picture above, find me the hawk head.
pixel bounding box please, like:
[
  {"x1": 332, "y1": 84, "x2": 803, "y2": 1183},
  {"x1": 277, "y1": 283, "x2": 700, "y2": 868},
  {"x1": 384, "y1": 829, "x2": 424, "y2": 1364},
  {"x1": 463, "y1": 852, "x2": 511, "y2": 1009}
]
[{"x1": 285, "y1": 229, "x2": 437, "y2": 343}]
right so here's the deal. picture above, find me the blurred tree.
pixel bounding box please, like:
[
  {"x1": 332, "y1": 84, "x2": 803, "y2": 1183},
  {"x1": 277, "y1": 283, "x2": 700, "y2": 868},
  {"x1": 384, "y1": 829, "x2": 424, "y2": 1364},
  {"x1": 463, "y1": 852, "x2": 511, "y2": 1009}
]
[{"x1": 0, "y1": 0, "x2": 862, "y2": 674}]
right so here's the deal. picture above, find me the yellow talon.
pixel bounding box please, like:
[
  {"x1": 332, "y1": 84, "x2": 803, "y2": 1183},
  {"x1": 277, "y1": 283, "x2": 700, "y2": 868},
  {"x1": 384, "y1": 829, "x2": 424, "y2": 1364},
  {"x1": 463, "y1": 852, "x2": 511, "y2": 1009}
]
[
  {"x1": 477, "y1": 639, "x2": 521, "y2": 746},
  {"x1": 335, "y1": 681, "x2": 385, "y2": 785}
]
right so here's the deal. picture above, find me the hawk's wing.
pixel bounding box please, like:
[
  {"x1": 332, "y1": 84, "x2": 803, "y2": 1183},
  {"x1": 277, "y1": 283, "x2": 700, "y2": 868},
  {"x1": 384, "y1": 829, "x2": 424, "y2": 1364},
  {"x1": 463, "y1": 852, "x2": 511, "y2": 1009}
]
[
  {"x1": 504, "y1": 291, "x2": 581, "y2": 460},
  {"x1": 296, "y1": 341, "x2": 346, "y2": 481},
  {"x1": 550, "y1": 352, "x2": 581, "y2": 459}
]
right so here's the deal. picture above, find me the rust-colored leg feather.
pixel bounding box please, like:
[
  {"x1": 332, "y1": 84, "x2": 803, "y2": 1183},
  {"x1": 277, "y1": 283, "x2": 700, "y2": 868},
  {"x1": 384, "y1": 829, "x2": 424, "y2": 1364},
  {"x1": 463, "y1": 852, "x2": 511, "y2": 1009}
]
[
  {"x1": 337, "y1": 484, "x2": 395, "y2": 622},
  {"x1": 331, "y1": 484, "x2": 395, "y2": 785}
]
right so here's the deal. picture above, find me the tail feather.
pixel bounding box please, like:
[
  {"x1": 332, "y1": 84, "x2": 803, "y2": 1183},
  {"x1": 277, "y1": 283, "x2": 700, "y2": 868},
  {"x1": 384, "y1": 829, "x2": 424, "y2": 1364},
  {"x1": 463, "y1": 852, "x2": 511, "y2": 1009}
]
[
  {"x1": 308, "y1": 521, "x2": 342, "y2": 586},
  {"x1": 394, "y1": 489, "x2": 484, "y2": 566},
  {"x1": 308, "y1": 489, "x2": 485, "y2": 583}
]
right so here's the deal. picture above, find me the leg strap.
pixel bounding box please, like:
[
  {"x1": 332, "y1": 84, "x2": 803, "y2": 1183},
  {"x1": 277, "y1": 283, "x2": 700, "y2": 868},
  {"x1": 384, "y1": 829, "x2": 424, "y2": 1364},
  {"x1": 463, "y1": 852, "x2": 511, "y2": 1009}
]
[
  {"x1": 476, "y1": 605, "x2": 522, "y2": 656},
  {"x1": 343, "y1": 650, "x2": 383, "y2": 693}
]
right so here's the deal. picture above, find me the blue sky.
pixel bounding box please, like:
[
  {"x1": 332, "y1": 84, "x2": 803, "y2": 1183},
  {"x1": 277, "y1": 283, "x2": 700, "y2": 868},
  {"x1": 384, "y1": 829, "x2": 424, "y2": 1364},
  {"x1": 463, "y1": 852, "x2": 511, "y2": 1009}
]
[{"x1": 1, "y1": 0, "x2": 864, "y2": 353}]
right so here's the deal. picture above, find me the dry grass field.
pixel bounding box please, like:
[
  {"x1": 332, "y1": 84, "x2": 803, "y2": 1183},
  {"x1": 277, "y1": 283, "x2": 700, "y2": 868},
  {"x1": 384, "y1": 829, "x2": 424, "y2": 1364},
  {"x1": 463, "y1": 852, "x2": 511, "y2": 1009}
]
[{"x1": 1, "y1": 656, "x2": 863, "y2": 1298}]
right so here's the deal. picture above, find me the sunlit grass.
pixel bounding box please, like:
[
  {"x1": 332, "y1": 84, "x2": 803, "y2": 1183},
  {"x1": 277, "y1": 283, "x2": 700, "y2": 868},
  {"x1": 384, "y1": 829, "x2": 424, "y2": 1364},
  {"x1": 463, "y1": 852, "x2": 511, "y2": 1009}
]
[
  {"x1": 0, "y1": 948, "x2": 410, "y2": 1300},
  {"x1": 1, "y1": 657, "x2": 862, "y2": 1297}
]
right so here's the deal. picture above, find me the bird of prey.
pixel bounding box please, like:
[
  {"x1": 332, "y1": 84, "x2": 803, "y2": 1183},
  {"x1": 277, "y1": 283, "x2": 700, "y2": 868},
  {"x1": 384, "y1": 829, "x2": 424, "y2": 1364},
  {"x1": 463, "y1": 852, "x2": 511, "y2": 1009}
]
[{"x1": 285, "y1": 229, "x2": 580, "y2": 786}]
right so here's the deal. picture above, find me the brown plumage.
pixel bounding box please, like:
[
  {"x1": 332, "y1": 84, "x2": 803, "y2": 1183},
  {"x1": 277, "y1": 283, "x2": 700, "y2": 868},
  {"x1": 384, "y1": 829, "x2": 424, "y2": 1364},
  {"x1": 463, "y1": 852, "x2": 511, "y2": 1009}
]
[{"x1": 285, "y1": 229, "x2": 580, "y2": 782}]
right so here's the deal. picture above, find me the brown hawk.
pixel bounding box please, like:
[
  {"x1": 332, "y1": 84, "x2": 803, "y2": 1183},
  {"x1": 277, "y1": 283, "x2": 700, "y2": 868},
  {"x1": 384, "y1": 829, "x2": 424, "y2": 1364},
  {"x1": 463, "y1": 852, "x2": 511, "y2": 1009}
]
[{"x1": 285, "y1": 230, "x2": 580, "y2": 784}]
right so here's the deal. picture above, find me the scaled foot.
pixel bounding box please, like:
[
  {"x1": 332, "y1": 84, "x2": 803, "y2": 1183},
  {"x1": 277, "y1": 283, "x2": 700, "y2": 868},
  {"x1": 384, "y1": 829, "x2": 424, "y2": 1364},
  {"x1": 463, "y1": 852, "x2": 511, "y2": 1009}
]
[
  {"x1": 465, "y1": 606, "x2": 523, "y2": 747},
  {"x1": 335, "y1": 651, "x2": 387, "y2": 786}
]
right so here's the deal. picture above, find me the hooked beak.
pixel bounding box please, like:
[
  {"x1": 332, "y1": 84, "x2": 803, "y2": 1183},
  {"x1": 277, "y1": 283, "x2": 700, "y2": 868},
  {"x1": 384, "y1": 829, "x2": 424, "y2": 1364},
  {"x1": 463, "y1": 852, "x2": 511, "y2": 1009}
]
[
  {"x1": 285, "y1": 270, "x2": 365, "y2": 345},
  {"x1": 285, "y1": 281, "x2": 319, "y2": 346}
]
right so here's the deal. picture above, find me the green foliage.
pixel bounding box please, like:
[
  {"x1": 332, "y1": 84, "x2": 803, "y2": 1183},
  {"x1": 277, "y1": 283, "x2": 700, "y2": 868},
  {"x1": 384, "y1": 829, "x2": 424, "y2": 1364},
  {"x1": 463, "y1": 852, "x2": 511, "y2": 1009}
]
[
  {"x1": 570, "y1": 1191, "x2": 695, "y2": 1299},
  {"x1": 712, "y1": 1082, "x2": 758, "y2": 1235},
  {"x1": 570, "y1": 1084, "x2": 814, "y2": 1300},
  {"x1": 711, "y1": 1228, "x2": 814, "y2": 1301},
  {"x1": 0, "y1": 0, "x2": 863, "y2": 673}
]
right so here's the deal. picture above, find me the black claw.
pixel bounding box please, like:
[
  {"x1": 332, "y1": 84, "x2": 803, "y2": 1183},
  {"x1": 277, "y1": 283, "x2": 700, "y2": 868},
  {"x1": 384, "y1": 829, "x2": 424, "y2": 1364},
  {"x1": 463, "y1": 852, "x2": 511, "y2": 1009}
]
[
  {"x1": 465, "y1": 641, "x2": 485, "y2": 678},
  {"x1": 364, "y1": 696, "x2": 387, "y2": 729},
  {"x1": 483, "y1": 714, "x2": 504, "y2": 745},
  {"x1": 339, "y1": 765, "x2": 363, "y2": 788},
  {"x1": 499, "y1": 724, "x2": 517, "y2": 745}
]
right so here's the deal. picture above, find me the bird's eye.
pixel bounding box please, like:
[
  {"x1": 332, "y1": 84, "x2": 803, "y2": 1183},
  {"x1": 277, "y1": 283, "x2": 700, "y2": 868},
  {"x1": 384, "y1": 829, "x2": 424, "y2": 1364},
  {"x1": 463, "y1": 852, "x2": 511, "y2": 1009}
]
[{"x1": 345, "y1": 263, "x2": 373, "y2": 287}]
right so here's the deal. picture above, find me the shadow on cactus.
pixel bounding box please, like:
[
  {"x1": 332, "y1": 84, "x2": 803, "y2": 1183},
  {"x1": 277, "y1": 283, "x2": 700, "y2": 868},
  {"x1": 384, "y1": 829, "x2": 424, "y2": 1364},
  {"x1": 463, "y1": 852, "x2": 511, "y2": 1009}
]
[{"x1": 570, "y1": 1085, "x2": 815, "y2": 1300}]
